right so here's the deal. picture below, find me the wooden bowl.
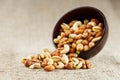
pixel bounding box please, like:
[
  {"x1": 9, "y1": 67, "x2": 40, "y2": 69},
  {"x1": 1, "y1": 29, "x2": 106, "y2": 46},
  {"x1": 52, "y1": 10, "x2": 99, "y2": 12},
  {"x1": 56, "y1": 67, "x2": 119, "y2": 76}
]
[{"x1": 52, "y1": 6, "x2": 108, "y2": 59}]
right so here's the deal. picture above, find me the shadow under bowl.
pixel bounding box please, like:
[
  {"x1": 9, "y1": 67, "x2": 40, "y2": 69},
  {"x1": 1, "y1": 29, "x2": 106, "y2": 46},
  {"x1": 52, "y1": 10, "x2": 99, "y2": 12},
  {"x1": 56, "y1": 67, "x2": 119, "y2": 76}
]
[{"x1": 52, "y1": 6, "x2": 108, "y2": 59}]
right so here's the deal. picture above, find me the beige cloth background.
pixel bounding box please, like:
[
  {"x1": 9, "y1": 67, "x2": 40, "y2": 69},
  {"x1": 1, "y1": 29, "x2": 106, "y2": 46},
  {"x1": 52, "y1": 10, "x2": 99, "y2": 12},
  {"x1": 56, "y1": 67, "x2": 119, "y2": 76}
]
[{"x1": 0, "y1": 0, "x2": 120, "y2": 80}]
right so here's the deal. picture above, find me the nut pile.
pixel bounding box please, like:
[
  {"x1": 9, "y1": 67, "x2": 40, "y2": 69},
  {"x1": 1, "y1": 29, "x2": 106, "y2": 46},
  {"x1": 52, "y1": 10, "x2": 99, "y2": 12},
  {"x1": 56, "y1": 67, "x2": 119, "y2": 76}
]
[
  {"x1": 54, "y1": 18, "x2": 103, "y2": 53},
  {"x1": 21, "y1": 18, "x2": 103, "y2": 71},
  {"x1": 22, "y1": 48, "x2": 92, "y2": 71}
]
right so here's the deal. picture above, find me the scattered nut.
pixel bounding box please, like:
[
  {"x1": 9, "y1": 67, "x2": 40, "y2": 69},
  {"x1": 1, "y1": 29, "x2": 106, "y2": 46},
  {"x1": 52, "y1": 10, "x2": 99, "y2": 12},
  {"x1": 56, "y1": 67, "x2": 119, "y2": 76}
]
[
  {"x1": 24, "y1": 60, "x2": 34, "y2": 67},
  {"x1": 61, "y1": 54, "x2": 69, "y2": 64},
  {"x1": 85, "y1": 60, "x2": 93, "y2": 69},
  {"x1": 44, "y1": 48, "x2": 51, "y2": 53},
  {"x1": 74, "y1": 62, "x2": 83, "y2": 69},
  {"x1": 44, "y1": 65, "x2": 55, "y2": 71},
  {"x1": 29, "y1": 63, "x2": 41, "y2": 69},
  {"x1": 21, "y1": 58, "x2": 27, "y2": 63},
  {"x1": 56, "y1": 62, "x2": 65, "y2": 69},
  {"x1": 65, "y1": 62, "x2": 73, "y2": 69},
  {"x1": 51, "y1": 49, "x2": 60, "y2": 56},
  {"x1": 41, "y1": 62, "x2": 47, "y2": 68},
  {"x1": 39, "y1": 53, "x2": 45, "y2": 59},
  {"x1": 52, "y1": 56, "x2": 61, "y2": 62},
  {"x1": 47, "y1": 58, "x2": 53, "y2": 65},
  {"x1": 71, "y1": 58, "x2": 79, "y2": 68},
  {"x1": 44, "y1": 52, "x2": 51, "y2": 58}
]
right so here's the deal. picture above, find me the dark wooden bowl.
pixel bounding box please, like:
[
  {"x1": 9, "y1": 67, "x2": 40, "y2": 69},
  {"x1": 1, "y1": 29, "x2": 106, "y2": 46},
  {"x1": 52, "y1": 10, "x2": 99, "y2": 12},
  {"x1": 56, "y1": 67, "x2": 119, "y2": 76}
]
[{"x1": 52, "y1": 6, "x2": 108, "y2": 59}]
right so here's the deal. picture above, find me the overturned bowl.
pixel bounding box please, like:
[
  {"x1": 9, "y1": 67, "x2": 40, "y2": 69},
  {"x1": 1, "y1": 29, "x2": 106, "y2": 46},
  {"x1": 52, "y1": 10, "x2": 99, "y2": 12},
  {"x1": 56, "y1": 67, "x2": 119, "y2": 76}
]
[{"x1": 52, "y1": 6, "x2": 108, "y2": 59}]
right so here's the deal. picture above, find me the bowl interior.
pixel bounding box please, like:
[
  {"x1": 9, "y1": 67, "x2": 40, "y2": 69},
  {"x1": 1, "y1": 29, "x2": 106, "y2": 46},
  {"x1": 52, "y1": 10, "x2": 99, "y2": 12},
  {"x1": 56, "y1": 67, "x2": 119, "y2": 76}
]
[{"x1": 53, "y1": 7, "x2": 108, "y2": 59}]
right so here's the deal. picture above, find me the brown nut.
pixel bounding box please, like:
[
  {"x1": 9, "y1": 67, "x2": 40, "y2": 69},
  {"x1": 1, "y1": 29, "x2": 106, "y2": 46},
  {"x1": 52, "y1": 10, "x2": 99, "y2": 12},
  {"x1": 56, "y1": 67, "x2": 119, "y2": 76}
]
[
  {"x1": 53, "y1": 62, "x2": 57, "y2": 68},
  {"x1": 69, "y1": 28, "x2": 74, "y2": 33},
  {"x1": 91, "y1": 32, "x2": 97, "y2": 36},
  {"x1": 70, "y1": 48, "x2": 76, "y2": 53},
  {"x1": 81, "y1": 62, "x2": 87, "y2": 69},
  {"x1": 85, "y1": 60, "x2": 93, "y2": 69},
  {"x1": 51, "y1": 50, "x2": 60, "y2": 56},
  {"x1": 71, "y1": 43, "x2": 76, "y2": 49},
  {"x1": 59, "y1": 38, "x2": 68, "y2": 43},
  {"x1": 77, "y1": 57, "x2": 84, "y2": 61},
  {"x1": 75, "y1": 34, "x2": 82, "y2": 39},
  {"x1": 91, "y1": 18, "x2": 99, "y2": 24},
  {"x1": 32, "y1": 58, "x2": 40, "y2": 63},
  {"x1": 44, "y1": 65, "x2": 55, "y2": 71},
  {"x1": 81, "y1": 40, "x2": 89, "y2": 45},
  {"x1": 67, "y1": 38, "x2": 74, "y2": 43},
  {"x1": 65, "y1": 62, "x2": 73, "y2": 69},
  {"x1": 41, "y1": 62, "x2": 47, "y2": 68},
  {"x1": 24, "y1": 60, "x2": 34, "y2": 67},
  {"x1": 74, "y1": 29, "x2": 84, "y2": 34},
  {"x1": 79, "y1": 25, "x2": 86, "y2": 30},
  {"x1": 87, "y1": 36, "x2": 94, "y2": 42},
  {"x1": 57, "y1": 43, "x2": 63, "y2": 48},
  {"x1": 60, "y1": 32, "x2": 66, "y2": 38},
  {"x1": 95, "y1": 31, "x2": 102, "y2": 37},
  {"x1": 41, "y1": 58, "x2": 48, "y2": 67},
  {"x1": 68, "y1": 53, "x2": 78, "y2": 58}
]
